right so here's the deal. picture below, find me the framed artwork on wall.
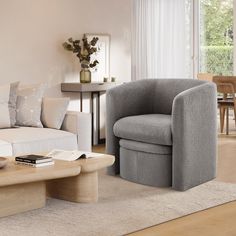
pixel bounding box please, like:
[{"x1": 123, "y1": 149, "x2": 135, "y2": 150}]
[{"x1": 85, "y1": 34, "x2": 110, "y2": 82}]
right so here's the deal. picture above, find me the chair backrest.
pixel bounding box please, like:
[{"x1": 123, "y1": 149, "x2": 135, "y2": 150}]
[
  {"x1": 152, "y1": 79, "x2": 206, "y2": 114},
  {"x1": 213, "y1": 76, "x2": 236, "y2": 93},
  {"x1": 197, "y1": 73, "x2": 214, "y2": 82},
  {"x1": 215, "y1": 83, "x2": 235, "y2": 95}
]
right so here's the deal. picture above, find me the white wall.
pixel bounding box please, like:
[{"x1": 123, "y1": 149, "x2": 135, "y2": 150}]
[
  {"x1": 0, "y1": 0, "x2": 132, "y2": 96},
  {"x1": 0, "y1": 0, "x2": 132, "y2": 143}
]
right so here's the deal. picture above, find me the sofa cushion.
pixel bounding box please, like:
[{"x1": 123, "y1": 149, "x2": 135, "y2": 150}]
[
  {"x1": 114, "y1": 114, "x2": 172, "y2": 146},
  {"x1": 16, "y1": 84, "x2": 45, "y2": 128},
  {"x1": 0, "y1": 82, "x2": 20, "y2": 128},
  {"x1": 0, "y1": 84, "x2": 11, "y2": 128},
  {"x1": 42, "y1": 97, "x2": 70, "y2": 130},
  {"x1": 9, "y1": 82, "x2": 20, "y2": 126},
  {"x1": 0, "y1": 127, "x2": 78, "y2": 156},
  {"x1": 0, "y1": 140, "x2": 13, "y2": 156},
  {"x1": 119, "y1": 139, "x2": 172, "y2": 155}
]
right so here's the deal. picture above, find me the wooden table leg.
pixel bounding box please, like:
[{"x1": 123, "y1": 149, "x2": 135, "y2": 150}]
[
  {"x1": 46, "y1": 171, "x2": 98, "y2": 203},
  {"x1": 76, "y1": 172, "x2": 98, "y2": 203},
  {"x1": 220, "y1": 107, "x2": 225, "y2": 133},
  {"x1": 0, "y1": 181, "x2": 46, "y2": 217},
  {"x1": 226, "y1": 108, "x2": 229, "y2": 135}
]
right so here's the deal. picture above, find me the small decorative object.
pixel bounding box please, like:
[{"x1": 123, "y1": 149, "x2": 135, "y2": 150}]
[
  {"x1": 0, "y1": 157, "x2": 8, "y2": 169},
  {"x1": 63, "y1": 35, "x2": 99, "y2": 83},
  {"x1": 111, "y1": 77, "x2": 116, "y2": 82},
  {"x1": 103, "y1": 77, "x2": 109, "y2": 83}
]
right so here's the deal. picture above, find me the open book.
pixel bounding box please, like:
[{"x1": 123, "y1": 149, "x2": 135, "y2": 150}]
[{"x1": 46, "y1": 149, "x2": 103, "y2": 161}]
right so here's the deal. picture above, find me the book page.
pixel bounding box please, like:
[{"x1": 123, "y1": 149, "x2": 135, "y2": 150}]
[{"x1": 46, "y1": 149, "x2": 103, "y2": 161}]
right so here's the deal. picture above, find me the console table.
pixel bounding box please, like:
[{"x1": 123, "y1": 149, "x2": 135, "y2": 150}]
[{"x1": 61, "y1": 82, "x2": 118, "y2": 145}]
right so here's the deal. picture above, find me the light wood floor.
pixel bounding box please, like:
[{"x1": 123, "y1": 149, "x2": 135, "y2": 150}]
[
  {"x1": 128, "y1": 201, "x2": 236, "y2": 236},
  {"x1": 129, "y1": 119, "x2": 236, "y2": 236},
  {"x1": 94, "y1": 118, "x2": 236, "y2": 236}
]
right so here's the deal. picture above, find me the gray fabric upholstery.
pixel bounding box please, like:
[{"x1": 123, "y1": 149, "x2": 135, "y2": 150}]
[
  {"x1": 120, "y1": 139, "x2": 171, "y2": 155},
  {"x1": 114, "y1": 114, "x2": 172, "y2": 146},
  {"x1": 0, "y1": 127, "x2": 77, "y2": 156},
  {"x1": 171, "y1": 83, "x2": 217, "y2": 190},
  {"x1": 152, "y1": 79, "x2": 204, "y2": 114},
  {"x1": 106, "y1": 79, "x2": 217, "y2": 191},
  {"x1": 106, "y1": 80, "x2": 154, "y2": 174},
  {"x1": 120, "y1": 147, "x2": 172, "y2": 187},
  {"x1": 106, "y1": 79, "x2": 203, "y2": 174}
]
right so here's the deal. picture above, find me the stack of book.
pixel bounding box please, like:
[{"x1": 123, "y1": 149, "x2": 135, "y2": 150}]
[{"x1": 15, "y1": 154, "x2": 54, "y2": 167}]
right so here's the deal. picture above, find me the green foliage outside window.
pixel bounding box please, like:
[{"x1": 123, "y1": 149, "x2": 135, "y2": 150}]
[
  {"x1": 200, "y1": 46, "x2": 233, "y2": 75},
  {"x1": 200, "y1": 0, "x2": 233, "y2": 75}
]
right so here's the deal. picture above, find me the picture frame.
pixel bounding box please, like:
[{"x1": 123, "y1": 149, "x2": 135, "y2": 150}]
[{"x1": 85, "y1": 33, "x2": 110, "y2": 82}]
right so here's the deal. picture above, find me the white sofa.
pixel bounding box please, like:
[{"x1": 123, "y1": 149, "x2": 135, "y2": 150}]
[{"x1": 0, "y1": 111, "x2": 91, "y2": 157}]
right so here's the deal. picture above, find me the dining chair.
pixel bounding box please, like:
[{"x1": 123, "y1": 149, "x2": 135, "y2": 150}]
[
  {"x1": 213, "y1": 76, "x2": 236, "y2": 135},
  {"x1": 197, "y1": 73, "x2": 214, "y2": 82}
]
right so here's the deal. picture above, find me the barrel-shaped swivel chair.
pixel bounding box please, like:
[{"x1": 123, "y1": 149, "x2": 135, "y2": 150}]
[{"x1": 106, "y1": 79, "x2": 217, "y2": 191}]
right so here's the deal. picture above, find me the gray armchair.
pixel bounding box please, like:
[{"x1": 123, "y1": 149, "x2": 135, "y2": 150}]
[{"x1": 106, "y1": 79, "x2": 217, "y2": 191}]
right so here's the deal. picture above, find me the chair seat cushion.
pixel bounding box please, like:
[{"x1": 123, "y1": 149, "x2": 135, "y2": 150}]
[
  {"x1": 114, "y1": 114, "x2": 172, "y2": 146},
  {"x1": 0, "y1": 127, "x2": 78, "y2": 156},
  {"x1": 120, "y1": 139, "x2": 172, "y2": 154}
]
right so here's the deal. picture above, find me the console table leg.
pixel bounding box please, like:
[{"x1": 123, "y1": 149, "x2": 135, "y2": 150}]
[
  {"x1": 80, "y1": 92, "x2": 83, "y2": 112},
  {"x1": 91, "y1": 92, "x2": 94, "y2": 146}
]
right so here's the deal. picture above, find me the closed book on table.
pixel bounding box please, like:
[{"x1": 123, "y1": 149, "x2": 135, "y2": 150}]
[
  {"x1": 15, "y1": 160, "x2": 54, "y2": 167},
  {"x1": 15, "y1": 155, "x2": 52, "y2": 164}
]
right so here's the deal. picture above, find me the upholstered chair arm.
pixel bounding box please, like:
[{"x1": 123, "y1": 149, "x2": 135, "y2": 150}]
[
  {"x1": 61, "y1": 111, "x2": 91, "y2": 152},
  {"x1": 171, "y1": 82, "x2": 217, "y2": 191},
  {"x1": 106, "y1": 81, "x2": 154, "y2": 175}
]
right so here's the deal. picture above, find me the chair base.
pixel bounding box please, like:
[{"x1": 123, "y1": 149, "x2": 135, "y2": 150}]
[{"x1": 120, "y1": 147, "x2": 172, "y2": 187}]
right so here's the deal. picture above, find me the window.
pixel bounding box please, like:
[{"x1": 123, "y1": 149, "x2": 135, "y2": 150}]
[{"x1": 198, "y1": 0, "x2": 234, "y2": 75}]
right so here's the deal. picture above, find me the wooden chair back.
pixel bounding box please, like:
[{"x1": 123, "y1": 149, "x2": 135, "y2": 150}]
[
  {"x1": 216, "y1": 83, "x2": 235, "y2": 96},
  {"x1": 213, "y1": 76, "x2": 236, "y2": 135},
  {"x1": 197, "y1": 73, "x2": 214, "y2": 82},
  {"x1": 213, "y1": 76, "x2": 236, "y2": 93}
]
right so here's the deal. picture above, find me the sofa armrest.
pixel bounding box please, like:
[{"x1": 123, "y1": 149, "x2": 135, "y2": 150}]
[
  {"x1": 171, "y1": 82, "x2": 217, "y2": 191},
  {"x1": 61, "y1": 111, "x2": 91, "y2": 152},
  {"x1": 106, "y1": 80, "x2": 154, "y2": 175}
]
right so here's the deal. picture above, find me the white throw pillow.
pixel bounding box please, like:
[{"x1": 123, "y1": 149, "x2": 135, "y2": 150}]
[
  {"x1": 16, "y1": 84, "x2": 45, "y2": 128},
  {"x1": 0, "y1": 84, "x2": 11, "y2": 128},
  {"x1": 9, "y1": 81, "x2": 20, "y2": 126},
  {"x1": 0, "y1": 82, "x2": 20, "y2": 128},
  {"x1": 41, "y1": 97, "x2": 70, "y2": 129}
]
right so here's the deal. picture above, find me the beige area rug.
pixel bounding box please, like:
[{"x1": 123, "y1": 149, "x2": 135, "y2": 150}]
[{"x1": 0, "y1": 173, "x2": 236, "y2": 236}]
